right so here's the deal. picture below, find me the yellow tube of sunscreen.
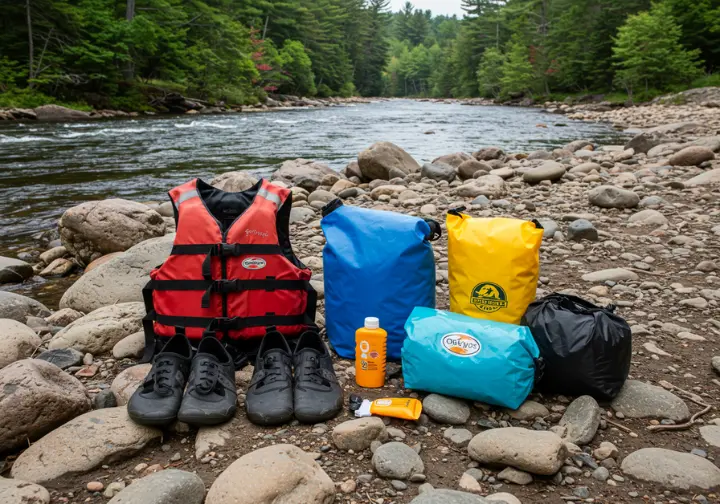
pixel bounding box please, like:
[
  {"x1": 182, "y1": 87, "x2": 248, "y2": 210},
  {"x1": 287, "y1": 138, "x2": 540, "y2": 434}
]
[{"x1": 355, "y1": 397, "x2": 422, "y2": 421}]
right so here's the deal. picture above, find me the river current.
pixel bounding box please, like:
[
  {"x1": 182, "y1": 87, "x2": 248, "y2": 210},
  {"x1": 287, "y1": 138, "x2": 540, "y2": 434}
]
[{"x1": 0, "y1": 99, "x2": 625, "y2": 253}]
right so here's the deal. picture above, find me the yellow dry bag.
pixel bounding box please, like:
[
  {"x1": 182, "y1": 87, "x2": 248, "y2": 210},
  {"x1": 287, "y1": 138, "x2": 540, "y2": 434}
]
[{"x1": 447, "y1": 211, "x2": 543, "y2": 324}]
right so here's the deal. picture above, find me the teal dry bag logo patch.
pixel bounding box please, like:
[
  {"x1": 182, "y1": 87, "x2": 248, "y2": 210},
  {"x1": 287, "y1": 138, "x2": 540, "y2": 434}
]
[{"x1": 470, "y1": 282, "x2": 508, "y2": 313}]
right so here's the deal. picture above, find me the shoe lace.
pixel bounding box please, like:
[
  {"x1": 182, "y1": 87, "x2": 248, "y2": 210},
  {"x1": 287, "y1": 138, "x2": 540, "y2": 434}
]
[
  {"x1": 300, "y1": 355, "x2": 330, "y2": 387},
  {"x1": 195, "y1": 359, "x2": 219, "y2": 395},
  {"x1": 250, "y1": 354, "x2": 286, "y2": 389},
  {"x1": 151, "y1": 357, "x2": 174, "y2": 396}
]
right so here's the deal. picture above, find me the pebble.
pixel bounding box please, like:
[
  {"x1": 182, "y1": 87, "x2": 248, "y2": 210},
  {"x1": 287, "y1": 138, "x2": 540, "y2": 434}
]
[{"x1": 86, "y1": 481, "x2": 104, "y2": 492}]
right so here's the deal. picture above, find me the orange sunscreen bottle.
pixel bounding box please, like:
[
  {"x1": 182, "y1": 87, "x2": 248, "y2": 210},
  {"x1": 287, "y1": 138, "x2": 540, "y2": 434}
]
[
  {"x1": 355, "y1": 317, "x2": 387, "y2": 388},
  {"x1": 352, "y1": 396, "x2": 423, "y2": 421}
]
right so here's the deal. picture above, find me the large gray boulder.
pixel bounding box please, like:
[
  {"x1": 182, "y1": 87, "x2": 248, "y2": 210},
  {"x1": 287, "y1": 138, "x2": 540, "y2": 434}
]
[
  {"x1": 611, "y1": 380, "x2": 690, "y2": 421},
  {"x1": 0, "y1": 319, "x2": 42, "y2": 369},
  {"x1": 621, "y1": 448, "x2": 720, "y2": 490},
  {"x1": 468, "y1": 427, "x2": 567, "y2": 475},
  {"x1": 33, "y1": 104, "x2": 90, "y2": 121},
  {"x1": 270, "y1": 158, "x2": 337, "y2": 191},
  {"x1": 358, "y1": 142, "x2": 420, "y2": 181},
  {"x1": 433, "y1": 152, "x2": 472, "y2": 168},
  {"x1": 0, "y1": 257, "x2": 33, "y2": 284},
  {"x1": 49, "y1": 302, "x2": 145, "y2": 355},
  {"x1": 108, "y1": 469, "x2": 205, "y2": 504},
  {"x1": 11, "y1": 407, "x2": 161, "y2": 484},
  {"x1": 205, "y1": 444, "x2": 334, "y2": 504},
  {"x1": 0, "y1": 359, "x2": 91, "y2": 453},
  {"x1": 59, "y1": 199, "x2": 166, "y2": 265},
  {"x1": 60, "y1": 234, "x2": 173, "y2": 313},
  {"x1": 209, "y1": 171, "x2": 259, "y2": 192},
  {"x1": 457, "y1": 159, "x2": 492, "y2": 180},
  {"x1": 0, "y1": 292, "x2": 50, "y2": 322}
]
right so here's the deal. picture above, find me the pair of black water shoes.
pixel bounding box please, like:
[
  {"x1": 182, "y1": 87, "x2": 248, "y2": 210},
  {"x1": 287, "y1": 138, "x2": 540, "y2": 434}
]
[
  {"x1": 246, "y1": 330, "x2": 343, "y2": 426},
  {"x1": 128, "y1": 335, "x2": 237, "y2": 427}
]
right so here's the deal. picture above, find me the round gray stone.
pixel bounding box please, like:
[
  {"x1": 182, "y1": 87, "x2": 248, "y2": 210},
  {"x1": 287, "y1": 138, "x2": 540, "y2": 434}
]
[
  {"x1": 0, "y1": 257, "x2": 33, "y2": 284},
  {"x1": 108, "y1": 469, "x2": 205, "y2": 504},
  {"x1": 0, "y1": 292, "x2": 50, "y2": 322},
  {"x1": 567, "y1": 219, "x2": 598, "y2": 242},
  {"x1": 421, "y1": 162, "x2": 456, "y2": 182},
  {"x1": 410, "y1": 489, "x2": 493, "y2": 504},
  {"x1": 443, "y1": 428, "x2": 473, "y2": 447},
  {"x1": 611, "y1": 380, "x2": 690, "y2": 421},
  {"x1": 559, "y1": 395, "x2": 601, "y2": 445},
  {"x1": 621, "y1": 448, "x2": 720, "y2": 490},
  {"x1": 588, "y1": 185, "x2": 639, "y2": 209},
  {"x1": 523, "y1": 161, "x2": 566, "y2": 184},
  {"x1": 423, "y1": 394, "x2": 471, "y2": 425},
  {"x1": 372, "y1": 442, "x2": 424, "y2": 480},
  {"x1": 35, "y1": 348, "x2": 84, "y2": 369}
]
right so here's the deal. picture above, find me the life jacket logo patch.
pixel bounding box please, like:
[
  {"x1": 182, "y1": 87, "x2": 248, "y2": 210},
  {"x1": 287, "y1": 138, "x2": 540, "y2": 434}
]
[
  {"x1": 470, "y1": 282, "x2": 508, "y2": 313},
  {"x1": 242, "y1": 257, "x2": 267, "y2": 270},
  {"x1": 442, "y1": 333, "x2": 481, "y2": 357}
]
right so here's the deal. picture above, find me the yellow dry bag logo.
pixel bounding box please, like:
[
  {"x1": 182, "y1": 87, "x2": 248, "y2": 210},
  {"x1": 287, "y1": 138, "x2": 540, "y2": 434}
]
[
  {"x1": 441, "y1": 333, "x2": 481, "y2": 357},
  {"x1": 470, "y1": 282, "x2": 508, "y2": 313}
]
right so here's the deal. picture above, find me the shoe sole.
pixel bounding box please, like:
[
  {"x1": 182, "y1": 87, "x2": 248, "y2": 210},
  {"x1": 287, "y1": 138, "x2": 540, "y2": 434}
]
[
  {"x1": 127, "y1": 412, "x2": 177, "y2": 427},
  {"x1": 246, "y1": 407, "x2": 294, "y2": 427},
  {"x1": 294, "y1": 407, "x2": 342, "y2": 424},
  {"x1": 177, "y1": 406, "x2": 237, "y2": 426}
]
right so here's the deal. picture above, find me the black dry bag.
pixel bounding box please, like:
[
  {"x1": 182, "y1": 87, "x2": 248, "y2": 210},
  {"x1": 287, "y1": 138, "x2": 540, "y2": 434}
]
[{"x1": 521, "y1": 293, "x2": 631, "y2": 401}]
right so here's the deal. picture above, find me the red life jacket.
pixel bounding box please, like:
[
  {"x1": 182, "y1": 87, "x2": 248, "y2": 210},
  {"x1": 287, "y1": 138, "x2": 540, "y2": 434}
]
[{"x1": 142, "y1": 178, "x2": 316, "y2": 361}]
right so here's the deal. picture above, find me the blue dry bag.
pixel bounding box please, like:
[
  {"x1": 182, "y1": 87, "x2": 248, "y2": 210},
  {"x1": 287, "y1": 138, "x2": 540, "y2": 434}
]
[
  {"x1": 321, "y1": 200, "x2": 438, "y2": 360},
  {"x1": 403, "y1": 307, "x2": 540, "y2": 409}
]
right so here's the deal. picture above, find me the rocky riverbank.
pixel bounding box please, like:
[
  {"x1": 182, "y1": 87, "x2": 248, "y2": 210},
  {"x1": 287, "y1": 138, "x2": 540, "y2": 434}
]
[
  {"x1": 0, "y1": 103, "x2": 719, "y2": 504},
  {"x1": 0, "y1": 94, "x2": 376, "y2": 122}
]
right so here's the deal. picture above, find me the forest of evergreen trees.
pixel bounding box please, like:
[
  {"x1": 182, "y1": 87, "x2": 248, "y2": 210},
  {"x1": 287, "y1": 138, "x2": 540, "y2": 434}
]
[{"x1": 0, "y1": 0, "x2": 718, "y2": 110}]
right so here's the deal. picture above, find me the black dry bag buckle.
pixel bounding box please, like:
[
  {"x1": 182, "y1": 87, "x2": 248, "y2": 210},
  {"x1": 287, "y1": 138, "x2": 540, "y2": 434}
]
[
  {"x1": 423, "y1": 218, "x2": 442, "y2": 241},
  {"x1": 322, "y1": 198, "x2": 343, "y2": 217}
]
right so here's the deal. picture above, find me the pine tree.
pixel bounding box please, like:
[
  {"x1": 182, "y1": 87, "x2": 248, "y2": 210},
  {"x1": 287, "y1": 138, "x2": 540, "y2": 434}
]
[
  {"x1": 500, "y1": 37, "x2": 534, "y2": 97},
  {"x1": 477, "y1": 46, "x2": 504, "y2": 97},
  {"x1": 613, "y1": 1, "x2": 703, "y2": 100}
]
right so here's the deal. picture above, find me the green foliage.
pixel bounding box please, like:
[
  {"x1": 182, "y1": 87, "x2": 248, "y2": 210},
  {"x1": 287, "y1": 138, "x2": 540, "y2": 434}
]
[
  {"x1": 499, "y1": 38, "x2": 534, "y2": 97},
  {"x1": 612, "y1": 1, "x2": 704, "y2": 99},
  {"x1": 0, "y1": 88, "x2": 91, "y2": 110},
  {"x1": 0, "y1": 58, "x2": 26, "y2": 92},
  {"x1": 477, "y1": 47, "x2": 504, "y2": 98},
  {"x1": 278, "y1": 40, "x2": 316, "y2": 96}
]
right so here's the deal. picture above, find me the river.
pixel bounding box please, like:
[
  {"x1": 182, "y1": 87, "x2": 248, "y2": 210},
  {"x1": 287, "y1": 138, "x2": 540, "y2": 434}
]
[{"x1": 0, "y1": 99, "x2": 626, "y2": 255}]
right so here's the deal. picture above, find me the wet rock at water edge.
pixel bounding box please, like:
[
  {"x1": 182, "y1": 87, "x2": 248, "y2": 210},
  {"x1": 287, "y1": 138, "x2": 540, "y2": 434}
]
[
  {"x1": 49, "y1": 302, "x2": 145, "y2": 355},
  {"x1": 468, "y1": 427, "x2": 567, "y2": 475},
  {"x1": 205, "y1": 444, "x2": 334, "y2": 504},
  {"x1": 332, "y1": 417, "x2": 388, "y2": 451},
  {"x1": 0, "y1": 256, "x2": 34, "y2": 284},
  {"x1": 611, "y1": 380, "x2": 690, "y2": 421},
  {"x1": 423, "y1": 394, "x2": 471, "y2": 425},
  {"x1": 108, "y1": 469, "x2": 205, "y2": 504},
  {"x1": 0, "y1": 359, "x2": 91, "y2": 453},
  {"x1": 625, "y1": 131, "x2": 671, "y2": 154},
  {"x1": 11, "y1": 407, "x2": 161, "y2": 484},
  {"x1": 270, "y1": 158, "x2": 337, "y2": 191},
  {"x1": 473, "y1": 147, "x2": 504, "y2": 161},
  {"x1": 59, "y1": 198, "x2": 166, "y2": 265},
  {"x1": 358, "y1": 142, "x2": 421, "y2": 181},
  {"x1": 0, "y1": 319, "x2": 42, "y2": 370},
  {"x1": 210, "y1": 171, "x2": 259, "y2": 192},
  {"x1": 372, "y1": 442, "x2": 424, "y2": 480},
  {"x1": 432, "y1": 152, "x2": 472, "y2": 169},
  {"x1": 59, "y1": 234, "x2": 173, "y2": 313},
  {"x1": 621, "y1": 448, "x2": 720, "y2": 490},
  {"x1": 567, "y1": 219, "x2": 598, "y2": 242}
]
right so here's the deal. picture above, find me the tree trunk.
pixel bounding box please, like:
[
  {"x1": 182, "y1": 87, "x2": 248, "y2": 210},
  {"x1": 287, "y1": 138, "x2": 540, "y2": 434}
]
[
  {"x1": 263, "y1": 15, "x2": 270, "y2": 40},
  {"x1": 26, "y1": 0, "x2": 34, "y2": 87},
  {"x1": 123, "y1": 0, "x2": 136, "y2": 81}
]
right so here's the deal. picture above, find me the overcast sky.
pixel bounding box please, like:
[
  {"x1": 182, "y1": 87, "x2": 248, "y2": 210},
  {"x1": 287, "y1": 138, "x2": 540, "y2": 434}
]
[{"x1": 389, "y1": 0, "x2": 465, "y2": 17}]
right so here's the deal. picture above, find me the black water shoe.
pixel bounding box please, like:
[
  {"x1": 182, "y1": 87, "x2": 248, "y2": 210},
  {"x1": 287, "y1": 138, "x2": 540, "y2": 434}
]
[
  {"x1": 127, "y1": 334, "x2": 192, "y2": 426},
  {"x1": 293, "y1": 330, "x2": 343, "y2": 423},
  {"x1": 177, "y1": 336, "x2": 237, "y2": 426},
  {"x1": 245, "y1": 331, "x2": 294, "y2": 426}
]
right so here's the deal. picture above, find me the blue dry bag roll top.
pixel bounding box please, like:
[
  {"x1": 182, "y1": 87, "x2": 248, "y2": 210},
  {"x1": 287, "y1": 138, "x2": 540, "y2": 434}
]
[
  {"x1": 403, "y1": 307, "x2": 540, "y2": 410},
  {"x1": 321, "y1": 200, "x2": 439, "y2": 360}
]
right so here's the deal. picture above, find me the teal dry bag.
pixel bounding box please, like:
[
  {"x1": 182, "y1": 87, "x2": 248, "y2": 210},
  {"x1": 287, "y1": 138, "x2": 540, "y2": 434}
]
[
  {"x1": 402, "y1": 307, "x2": 540, "y2": 409},
  {"x1": 321, "y1": 200, "x2": 439, "y2": 360}
]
